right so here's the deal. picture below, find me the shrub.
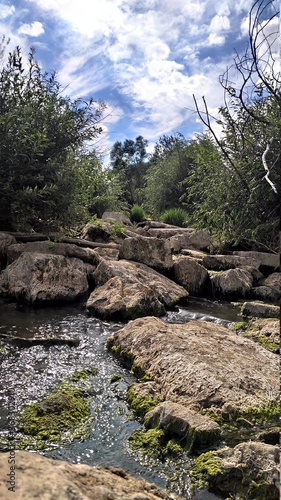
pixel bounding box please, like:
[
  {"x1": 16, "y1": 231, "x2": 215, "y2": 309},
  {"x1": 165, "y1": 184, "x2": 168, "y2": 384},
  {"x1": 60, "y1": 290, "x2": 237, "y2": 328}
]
[
  {"x1": 160, "y1": 208, "x2": 188, "y2": 227},
  {"x1": 130, "y1": 204, "x2": 147, "y2": 223}
]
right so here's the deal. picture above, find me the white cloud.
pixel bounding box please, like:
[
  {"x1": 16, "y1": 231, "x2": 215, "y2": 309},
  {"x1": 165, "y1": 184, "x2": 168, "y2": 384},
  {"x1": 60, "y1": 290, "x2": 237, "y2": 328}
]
[
  {"x1": 209, "y1": 15, "x2": 230, "y2": 33},
  {"x1": 18, "y1": 21, "x2": 44, "y2": 37},
  {"x1": 205, "y1": 33, "x2": 225, "y2": 46},
  {"x1": 0, "y1": 4, "x2": 15, "y2": 18}
]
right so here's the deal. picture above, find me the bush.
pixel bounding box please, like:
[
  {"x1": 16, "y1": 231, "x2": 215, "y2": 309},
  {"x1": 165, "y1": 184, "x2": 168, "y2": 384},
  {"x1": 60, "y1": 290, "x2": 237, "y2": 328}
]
[
  {"x1": 160, "y1": 208, "x2": 188, "y2": 227},
  {"x1": 130, "y1": 204, "x2": 147, "y2": 223}
]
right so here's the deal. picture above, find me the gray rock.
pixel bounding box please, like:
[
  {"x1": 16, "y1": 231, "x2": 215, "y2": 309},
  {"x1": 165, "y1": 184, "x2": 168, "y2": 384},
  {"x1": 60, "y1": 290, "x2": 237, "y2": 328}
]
[
  {"x1": 93, "y1": 259, "x2": 188, "y2": 310},
  {"x1": 192, "y1": 441, "x2": 280, "y2": 499},
  {"x1": 0, "y1": 232, "x2": 17, "y2": 270},
  {"x1": 203, "y1": 254, "x2": 260, "y2": 271},
  {"x1": 0, "y1": 252, "x2": 88, "y2": 305},
  {"x1": 251, "y1": 272, "x2": 281, "y2": 304},
  {"x1": 7, "y1": 241, "x2": 100, "y2": 266},
  {"x1": 119, "y1": 236, "x2": 173, "y2": 271},
  {"x1": 145, "y1": 401, "x2": 221, "y2": 453},
  {"x1": 173, "y1": 256, "x2": 209, "y2": 295},
  {"x1": 210, "y1": 268, "x2": 253, "y2": 298},
  {"x1": 102, "y1": 210, "x2": 133, "y2": 226},
  {"x1": 233, "y1": 250, "x2": 279, "y2": 270},
  {"x1": 87, "y1": 276, "x2": 165, "y2": 319},
  {"x1": 241, "y1": 301, "x2": 280, "y2": 318}
]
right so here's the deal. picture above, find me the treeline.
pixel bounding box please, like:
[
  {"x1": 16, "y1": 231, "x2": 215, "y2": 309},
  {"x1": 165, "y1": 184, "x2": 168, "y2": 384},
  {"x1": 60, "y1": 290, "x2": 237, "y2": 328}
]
[{"x1": 0, "y1": 38, "x2": 279, "y2": 251}]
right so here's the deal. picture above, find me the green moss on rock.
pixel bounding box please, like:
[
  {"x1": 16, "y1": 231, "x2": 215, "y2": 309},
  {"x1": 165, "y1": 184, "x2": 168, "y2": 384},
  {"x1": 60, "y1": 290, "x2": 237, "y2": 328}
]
[
  {"x1": 127, "y1": 386, "x2": 161, "y2": 419},
  {"x1": 129, "y1": 428, "x2": 165, "y2": 459}
]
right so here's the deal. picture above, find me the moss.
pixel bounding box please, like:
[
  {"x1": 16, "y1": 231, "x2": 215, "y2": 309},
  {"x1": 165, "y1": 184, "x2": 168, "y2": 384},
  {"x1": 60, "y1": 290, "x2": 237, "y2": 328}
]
[
  {"x1": 255, "y1": 336, "x2": 279, "y2": 353},
  {"x1": 68, "y1": 368, "x2": 98, "y2": 382},
  {"x1": 164, "y1": 439, "x2": 183, "y2": 456},
  {"x1": 110, "y1": 373, "x2": 123, "y2": 383},
  {"x1": 129, "y1": 428, "x2": 165, "y2": 459},
  {"x1": 231, "y1": 321, "x2": 248, "y2": 332},
  {"x1": 17, "y1": 384, "x2": 91, "y2": 450},
  {"x1": 242, "y1": 401, "x2": 279, "y2": 426},
  {"x1": 190, "y1": 451, "x2": 222, "y2": 491},
  {"x1": 248, "y1": 479, "x2": 279, "y2": 499},
  {"x1": 127, "y1": 386, "x2": 161, "y2": 420}
]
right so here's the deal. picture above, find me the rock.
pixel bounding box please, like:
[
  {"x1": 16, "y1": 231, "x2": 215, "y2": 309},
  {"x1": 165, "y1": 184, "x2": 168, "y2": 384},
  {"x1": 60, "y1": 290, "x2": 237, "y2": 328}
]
[
  {"x1": 119, "y1": 236, "x2": 173, "y2": 271},
  {"x1": 180, "y1": 248, "x2": 206, "y2": 263},
  {"x1": 102, "y1": 210, "x2": 133, "y2": 226},
  {"x1": 173, "y1": 256, "x2": 210, "y2": 295},
  {"x1": 109, "y1": 317, "x2": 279, "y2": 413},
  {"x1": 0, "y1": 232, "x2": 17, "y2": 270},
  {"x1": 87, "y1": 276, "x2": 165, "y2": 319},
  {"x1": 0, "y1": 252, "x2": 88, "y2": 305},
  {"x1": 80, "y1": 220, "x2": 125, "y2": 242},
  {"x1": 169, "y1": 231, "x2": 211, "y2": 252},
  {"x1": 210, "y1": 268, "x2": 253, "y2": 299},
  {"x1": 251, "y1": 272, "x2": 281, "y2": 304},
  {"x1": 190, "y1": 441, "x2": 280, "y2": 499},
  {"x1": 233, "y1": 250, "x2": 279, "y2": 271},
  {"x1": 0, "y1": 451, "x2": 182, "y2": 500},
  {"x1": 241, "y1": 301, "x2": 280, "y2": 318},
  {"x1": 145, "y1": 401, "x2": 221, "y2": 453},
  {"x1": 7, "y1": 241, "x2": 100, "y2": 266},
  {"x1": 94, "y1": 246, "x2": 120, "y2": 260},
  {"x1": 92, "y1": 259, "x2": 188, "y2": 310},
  {"x1": 202, "y1": 254, "x2": 260, "y2": 271},
  {"x1": 246, "y1": 318, "x2": 280, "y2": 353}
]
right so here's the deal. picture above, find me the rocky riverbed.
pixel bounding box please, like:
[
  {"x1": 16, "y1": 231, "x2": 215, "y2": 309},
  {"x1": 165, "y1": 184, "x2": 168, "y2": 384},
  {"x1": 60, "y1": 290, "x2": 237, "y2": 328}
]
[{"x1": 0, "y1": 213, "x2": 279, "y2": 499}]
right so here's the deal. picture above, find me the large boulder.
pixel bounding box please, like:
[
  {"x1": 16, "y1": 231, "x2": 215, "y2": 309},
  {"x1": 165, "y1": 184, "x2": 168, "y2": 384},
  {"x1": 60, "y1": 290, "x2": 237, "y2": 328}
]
[
  {"x1": 0, "y1": 252, "x2": 89, "y2": 305},
  {"x1": 190, "y1": 441, "x2": 279, "y2": 499},
  {"x1": 108, "y1": 317, "x2": 279, "y2": 414},
  {"x1": 210, "y1": 268, "x2": 253, "y2": 299},
  {"x1": 0, "y1": 232, "x2": 17, "y2": 270},
  {"x1": 7, "y1": 241, "x2": 100, "y2": 266},
  {"x1": 87, "y1": 276, "x2": 165, "y2": 319},
  {"x1": 92, "y1": 259, "x2": 188, "y2": 311},
  {"x1": 0, "y1": 451, "x2": 182, "y2": 500},
  {"x1": 119, "y1": 236, "x2": 173, "y2": 271},
  {"x1": 102, "y1": 210, "x2": 133, "y2": 226},
  {"x1": 173, "y1": 256, "x2": 209, "y2": 295},
  {"x1": 169, "y1": 230, "x2": 211, "y2": 252}
]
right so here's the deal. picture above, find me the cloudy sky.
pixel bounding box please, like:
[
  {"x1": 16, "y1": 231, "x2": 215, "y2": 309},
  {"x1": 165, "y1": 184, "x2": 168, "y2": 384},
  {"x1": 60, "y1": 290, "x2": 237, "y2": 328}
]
[{"x1": 0, "y1": 0, "x2": 278, "y2": 159}]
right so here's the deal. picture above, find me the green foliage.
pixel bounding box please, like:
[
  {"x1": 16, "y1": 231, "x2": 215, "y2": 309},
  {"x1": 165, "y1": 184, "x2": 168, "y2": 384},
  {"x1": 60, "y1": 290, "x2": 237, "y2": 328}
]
[
  {"x1": 130, "y1": 204, "x2": 147, "y2": 223},
  {"x1": 110, "y1": 136, "x2": 148, "y2": 206},
  {"x1": 110, "y1": 220, "x2": 127, "y2": 238},
  {"x1": 184, "y1": 100, "x2": 280, "y2": 252},
  {"x1": 0, "y1": 46, "x2": 107, "y2": 231},
  {"x1": 160, "y1": 208, "x2": 188, "y2": 227}
]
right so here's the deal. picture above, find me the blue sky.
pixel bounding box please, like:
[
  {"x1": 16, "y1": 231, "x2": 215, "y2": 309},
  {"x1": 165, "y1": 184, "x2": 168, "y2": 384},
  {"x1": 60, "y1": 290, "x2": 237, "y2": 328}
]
[{"x1": 0, "y1": 0, "x2": 279, "y2": 161}]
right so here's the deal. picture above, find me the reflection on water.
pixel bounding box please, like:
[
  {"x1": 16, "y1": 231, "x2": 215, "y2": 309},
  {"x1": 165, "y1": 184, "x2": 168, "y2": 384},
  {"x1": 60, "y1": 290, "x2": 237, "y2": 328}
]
[{"x1": 0, "y1": 300, "x2": 236, "y2": 499}]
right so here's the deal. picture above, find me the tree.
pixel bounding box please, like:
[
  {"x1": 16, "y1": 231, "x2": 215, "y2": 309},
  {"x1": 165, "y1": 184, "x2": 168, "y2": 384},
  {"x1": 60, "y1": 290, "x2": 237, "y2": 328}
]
[
  {"x1": 0, "y1": 46, "x2": 106, "y2": 231},
  {"x1": 110, "y1": 136, "x2": 148, "y2": 206},
  {"x1": 144, "y1": 135, "x2": 194, "y2": 217},
  {"x1": 191, "y1": 0, "x2": 280, "y2": 251}
]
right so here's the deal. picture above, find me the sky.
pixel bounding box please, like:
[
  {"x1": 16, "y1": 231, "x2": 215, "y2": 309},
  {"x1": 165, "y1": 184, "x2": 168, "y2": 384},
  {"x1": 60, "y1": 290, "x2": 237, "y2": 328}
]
[{"x1": 0, "y1": 0, "x2": 279, "y2": 162}]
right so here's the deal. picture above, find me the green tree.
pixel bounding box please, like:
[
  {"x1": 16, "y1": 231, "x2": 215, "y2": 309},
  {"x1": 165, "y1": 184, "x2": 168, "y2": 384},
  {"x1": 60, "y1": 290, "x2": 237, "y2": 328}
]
[
  {"x1": 0, "y1": 46, "x2": 106, "y2": 231},
  {"x1": 110, "y1": 135, "x2": 148, "y2": 206},
  {"x1": 144, "y1": 135, "x2": 194, "y2": 218}
]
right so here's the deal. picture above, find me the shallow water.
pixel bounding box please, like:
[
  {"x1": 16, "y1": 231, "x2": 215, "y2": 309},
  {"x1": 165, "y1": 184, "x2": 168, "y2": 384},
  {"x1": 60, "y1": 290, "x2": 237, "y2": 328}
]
[{"x1": 0, "y1": 300, "x2": 240, "y2": 499}]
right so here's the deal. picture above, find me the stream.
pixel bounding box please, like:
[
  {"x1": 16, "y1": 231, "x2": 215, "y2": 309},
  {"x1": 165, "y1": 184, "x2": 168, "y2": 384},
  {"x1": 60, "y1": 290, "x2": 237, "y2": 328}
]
[{"x1": 0, "y1": 299, "x2": 242, "y2": 499}]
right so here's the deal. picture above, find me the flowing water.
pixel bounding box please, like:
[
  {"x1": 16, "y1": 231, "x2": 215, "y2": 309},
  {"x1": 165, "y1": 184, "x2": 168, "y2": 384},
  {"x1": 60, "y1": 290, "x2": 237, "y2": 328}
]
[{"x1": 0, "y1": 299, "x2": 242, "y2": 499}]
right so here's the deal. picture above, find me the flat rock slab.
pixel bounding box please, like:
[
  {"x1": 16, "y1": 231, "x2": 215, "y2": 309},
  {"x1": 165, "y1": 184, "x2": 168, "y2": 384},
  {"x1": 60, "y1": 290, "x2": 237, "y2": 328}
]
[
  {"x1": 0, "y1": 451, "x2": 182, "y2": 500},
  {"x1": 241, "y1": 301, "x2": 280, "y2": 318},
  {"x1": 110, "y1": 317, "x2": 279, "y2": 413},
  {"x1": 202, "y1": 254, "x2": 260, "y2": 271},
  {"x1": 0, "y1": 252, "x2": 89, "y2": 305},
  {"x1": 233, "y1": 251, "x2": 279, "y2": 270}
]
